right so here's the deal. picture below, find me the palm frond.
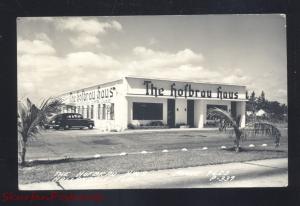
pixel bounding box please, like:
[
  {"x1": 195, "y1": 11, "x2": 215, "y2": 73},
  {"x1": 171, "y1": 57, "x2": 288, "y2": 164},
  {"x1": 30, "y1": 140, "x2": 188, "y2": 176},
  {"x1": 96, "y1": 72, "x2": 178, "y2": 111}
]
[
  {"x1": 18, "y1": 97, "x2": 64, "y2": 164},
  {"x1": 207, "y1": 107, "x2": 281, "y2": 151},
  {"x1": 28, "y1": 98, "x2": 64, "y2": 136},
  {"x1": 26, "y1": 98, "x2": 32, "y2": 110},
  {"x1": 18, "y1": 97, "x2": 64, "y2": 141},
  {"x1": 249, "y1": 122, "x2": 281, "y2": 146},
  {"x1": 208, "y1": 107, "x2": 243, "y2": 152},
  {"x1": 207, "y1": 107, "x2": 237, "y2": 127}
]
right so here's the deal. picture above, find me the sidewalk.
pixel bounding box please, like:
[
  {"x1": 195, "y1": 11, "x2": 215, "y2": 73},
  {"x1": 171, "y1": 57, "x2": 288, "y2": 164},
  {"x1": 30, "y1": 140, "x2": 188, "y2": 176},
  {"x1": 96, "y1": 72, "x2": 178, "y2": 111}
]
[{"x1": 19, "y1": 158, "x2": 288, "y2": 190}]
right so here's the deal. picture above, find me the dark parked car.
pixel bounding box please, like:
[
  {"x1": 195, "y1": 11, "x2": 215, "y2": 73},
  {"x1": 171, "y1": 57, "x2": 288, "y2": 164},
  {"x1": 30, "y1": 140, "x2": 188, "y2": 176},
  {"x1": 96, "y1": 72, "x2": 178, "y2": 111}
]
[
  {"x1": 49, "y1": 113, "x2": 94, "y2": 130},
  {"x1": 42, "y1": 114, "x2": 56, "y2": 129}
]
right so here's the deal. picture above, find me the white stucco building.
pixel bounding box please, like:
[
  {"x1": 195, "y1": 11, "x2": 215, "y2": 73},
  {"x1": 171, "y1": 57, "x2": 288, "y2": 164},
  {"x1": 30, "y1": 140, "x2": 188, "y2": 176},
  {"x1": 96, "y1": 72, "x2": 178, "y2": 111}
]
[{"x1": 59, "y1": 76, "x2": 247, "y2": 131}]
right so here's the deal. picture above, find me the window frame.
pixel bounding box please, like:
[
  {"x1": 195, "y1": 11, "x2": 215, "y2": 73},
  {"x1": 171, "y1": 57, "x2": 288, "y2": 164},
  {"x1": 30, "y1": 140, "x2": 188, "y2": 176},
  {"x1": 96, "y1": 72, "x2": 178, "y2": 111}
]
[{"x1": 132, "y1": 102, "x2": 163, "y2": 120}]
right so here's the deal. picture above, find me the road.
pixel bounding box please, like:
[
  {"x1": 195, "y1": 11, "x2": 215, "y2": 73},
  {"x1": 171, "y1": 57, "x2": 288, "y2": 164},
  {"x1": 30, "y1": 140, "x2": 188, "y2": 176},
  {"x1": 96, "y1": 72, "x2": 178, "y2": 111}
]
[{"x1": 19, "y1": 158, "x2": 288, "y2": 190}]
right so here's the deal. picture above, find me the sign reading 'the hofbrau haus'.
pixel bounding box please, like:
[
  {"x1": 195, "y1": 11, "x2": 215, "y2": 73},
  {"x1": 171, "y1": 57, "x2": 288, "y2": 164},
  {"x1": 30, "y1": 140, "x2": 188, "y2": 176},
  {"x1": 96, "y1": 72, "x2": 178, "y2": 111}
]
[{"x1": 143, "y1": 80, "x2": 240, "y2": 100}]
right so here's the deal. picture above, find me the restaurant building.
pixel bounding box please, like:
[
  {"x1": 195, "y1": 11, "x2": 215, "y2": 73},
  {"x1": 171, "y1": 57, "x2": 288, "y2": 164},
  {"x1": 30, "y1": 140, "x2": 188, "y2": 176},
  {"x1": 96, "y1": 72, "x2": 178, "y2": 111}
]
[{"x1": 59, "y1": 76, "x2": 247, "y2": 131}]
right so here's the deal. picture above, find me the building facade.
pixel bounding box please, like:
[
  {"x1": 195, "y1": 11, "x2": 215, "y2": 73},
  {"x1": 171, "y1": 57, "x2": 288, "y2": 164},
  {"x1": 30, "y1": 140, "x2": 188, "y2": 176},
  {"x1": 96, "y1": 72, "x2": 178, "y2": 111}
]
[{"x1": 59, "y1": 77, "x2": 247, "y2": 131}]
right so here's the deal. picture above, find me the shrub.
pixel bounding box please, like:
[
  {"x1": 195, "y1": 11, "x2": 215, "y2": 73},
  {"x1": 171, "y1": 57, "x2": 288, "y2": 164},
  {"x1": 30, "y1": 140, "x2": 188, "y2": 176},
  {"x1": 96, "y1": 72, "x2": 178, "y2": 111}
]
[
  {"x1": 127, "y1": 123, "x2": 135, "y2": 129},
  {"x1": 149, "y1": 121, "x2": 163, "y2": 126},
  {"x1": 175, "y1": 123, "x2": 186, "y2": 128}
]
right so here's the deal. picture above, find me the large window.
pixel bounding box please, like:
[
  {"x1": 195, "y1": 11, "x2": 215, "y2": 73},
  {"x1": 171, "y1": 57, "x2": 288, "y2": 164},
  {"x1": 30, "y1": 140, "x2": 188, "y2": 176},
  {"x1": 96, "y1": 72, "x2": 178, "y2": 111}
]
[
  {"x1": 206, "y1": 104, "x2": 228, "y2": 120},
  {"x1": 133, "y1": 102, "x2": 163, "y2": 120},
  {"x1": 102, "y1": 104, "x2": 106, "y2": 120},
  {"x1": 110, "y1": 103, "x2": 115, "y2": 120},
  {"x1": 87, "y1": 105, "x2": 90, "y2": 119},
  {"x1": 207, "y1": 104, "x2": 228, "y2": 111},
  {"x1": 98, "y1": 104, "x2": 101, "y2": 120},
  {"x1": 91, "y1": 105, "x2": 94, "y2": 119}
]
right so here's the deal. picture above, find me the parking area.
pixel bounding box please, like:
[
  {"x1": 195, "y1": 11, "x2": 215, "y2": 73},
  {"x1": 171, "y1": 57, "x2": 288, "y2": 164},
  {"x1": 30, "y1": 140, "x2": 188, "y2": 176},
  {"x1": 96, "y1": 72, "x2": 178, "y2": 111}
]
[{"x1": 26, "y1": 127, "x2": 288, "y2": 160}]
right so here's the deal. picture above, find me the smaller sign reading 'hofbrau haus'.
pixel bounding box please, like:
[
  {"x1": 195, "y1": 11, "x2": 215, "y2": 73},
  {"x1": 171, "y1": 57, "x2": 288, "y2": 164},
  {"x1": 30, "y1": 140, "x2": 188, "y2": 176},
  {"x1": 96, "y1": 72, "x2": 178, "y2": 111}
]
[{"x1": 69, "y1": 87, "x2": 116, "y2": 104}]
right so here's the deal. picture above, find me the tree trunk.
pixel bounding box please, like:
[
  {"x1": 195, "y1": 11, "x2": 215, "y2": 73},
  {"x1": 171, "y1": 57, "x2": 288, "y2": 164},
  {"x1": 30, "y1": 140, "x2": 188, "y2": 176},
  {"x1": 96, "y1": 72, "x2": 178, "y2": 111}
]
[
  {"x1": 21, "y1": 145, "x2": 26, "y2": 166},
  {"x1": 234, "y1": 126, "x2": 241, "y2": 152}
]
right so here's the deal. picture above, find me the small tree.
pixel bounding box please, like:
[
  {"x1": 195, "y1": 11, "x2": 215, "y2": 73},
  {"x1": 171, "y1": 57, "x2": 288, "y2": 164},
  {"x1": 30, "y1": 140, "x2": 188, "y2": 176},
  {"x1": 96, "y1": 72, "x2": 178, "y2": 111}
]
[
  {"x1": 208, "y1": 107, "x2": 281, "y2": 152},
  {"x1": 249, "y1": 91, "x2": 256, "y2": 113},
  {"x1": 18, "y1": 97, "x2": 64, "y2": 165}
]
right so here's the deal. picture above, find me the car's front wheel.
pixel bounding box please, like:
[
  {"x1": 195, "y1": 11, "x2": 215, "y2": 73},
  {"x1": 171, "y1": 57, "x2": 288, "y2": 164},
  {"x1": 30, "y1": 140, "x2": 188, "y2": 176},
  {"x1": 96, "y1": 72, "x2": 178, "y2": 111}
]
[
  {"x1": 64, "y1": 125, "x2": 70, "y2": 130},
  {"x1": 88, "y1": 124, "x2": 93, "y2": 129}
]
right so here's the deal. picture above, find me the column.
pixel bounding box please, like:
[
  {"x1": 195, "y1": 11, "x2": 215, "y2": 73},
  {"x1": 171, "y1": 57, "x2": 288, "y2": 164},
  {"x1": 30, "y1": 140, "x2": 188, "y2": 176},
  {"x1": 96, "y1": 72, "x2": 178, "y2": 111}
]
[
  {"x1": 194, "y1": 100, "x2": 205, "y2": 128},
  {"x1": 236, "y1": 101, "x2": 246, "y2": 128}
]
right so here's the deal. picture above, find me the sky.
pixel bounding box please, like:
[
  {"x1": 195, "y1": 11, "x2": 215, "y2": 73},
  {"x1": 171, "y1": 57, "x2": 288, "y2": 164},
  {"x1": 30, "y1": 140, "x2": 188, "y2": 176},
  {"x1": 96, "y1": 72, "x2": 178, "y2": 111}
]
[{"x1": 17, "y1": 15, "x2": 287, "y2": 104}]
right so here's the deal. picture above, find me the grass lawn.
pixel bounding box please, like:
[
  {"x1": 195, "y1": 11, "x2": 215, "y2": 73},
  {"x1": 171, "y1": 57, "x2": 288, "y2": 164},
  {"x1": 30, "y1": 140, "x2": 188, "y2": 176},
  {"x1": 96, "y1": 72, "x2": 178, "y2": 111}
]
[{"x1": 19, "y1": 133, "x2": 287, "y2": 184}]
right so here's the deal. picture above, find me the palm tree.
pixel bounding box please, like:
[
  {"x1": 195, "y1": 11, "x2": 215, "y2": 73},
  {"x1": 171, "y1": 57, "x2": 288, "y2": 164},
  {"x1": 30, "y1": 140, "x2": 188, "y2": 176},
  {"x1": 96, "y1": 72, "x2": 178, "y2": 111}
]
[
  {"x1": 18, "y1": 97, "x2": 64, "y2": 165},
  {"x1": 208, "y1": 107, "x2": 281, "y2": 152}
]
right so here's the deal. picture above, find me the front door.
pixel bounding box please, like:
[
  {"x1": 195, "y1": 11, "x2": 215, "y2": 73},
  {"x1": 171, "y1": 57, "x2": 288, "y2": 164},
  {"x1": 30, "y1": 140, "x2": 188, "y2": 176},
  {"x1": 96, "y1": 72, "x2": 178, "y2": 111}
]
[
  {"x1": 187, "y1": 100, "x2": 194, "y2": 127},
  {"x1": 167, "y1": 99, "x2": 175, "y2": 128},
  {"x1": 65, "y1": 114, "x2": 77, "y2": 127}
]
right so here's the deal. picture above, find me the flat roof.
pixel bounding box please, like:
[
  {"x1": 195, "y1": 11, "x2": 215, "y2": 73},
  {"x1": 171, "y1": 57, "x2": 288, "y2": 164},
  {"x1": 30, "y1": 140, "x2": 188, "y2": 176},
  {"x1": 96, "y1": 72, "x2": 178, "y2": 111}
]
[
  {"x1": 58, "y1": 78, "x2": 123, "y2": 97},
  {"x1": 59, "y1": 75, "x2": 246, "y2": 97},
  {"x1": 125, "y1": 76, "x2": 246, "y2": 88}
]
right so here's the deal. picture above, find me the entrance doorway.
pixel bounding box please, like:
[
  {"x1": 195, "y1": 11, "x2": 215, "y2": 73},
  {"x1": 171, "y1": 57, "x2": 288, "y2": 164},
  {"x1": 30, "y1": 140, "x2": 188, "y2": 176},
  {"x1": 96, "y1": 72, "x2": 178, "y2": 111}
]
[
  {"x1": 187, "y1": 100, "x2": 194, "y2": 127},
  {"x1": 167, "y1": 99, "x2": 175, "y2": 128},
  {"x1": 231, "y1": 102, "x2": 237, "y2": 119}
]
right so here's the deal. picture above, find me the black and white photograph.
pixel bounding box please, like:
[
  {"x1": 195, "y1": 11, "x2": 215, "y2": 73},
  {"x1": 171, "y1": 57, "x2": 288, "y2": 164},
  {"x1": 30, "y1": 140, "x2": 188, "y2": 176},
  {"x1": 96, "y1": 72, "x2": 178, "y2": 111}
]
[{"x1": 17, "y1": 15, "x2": 288, "y2": 190}]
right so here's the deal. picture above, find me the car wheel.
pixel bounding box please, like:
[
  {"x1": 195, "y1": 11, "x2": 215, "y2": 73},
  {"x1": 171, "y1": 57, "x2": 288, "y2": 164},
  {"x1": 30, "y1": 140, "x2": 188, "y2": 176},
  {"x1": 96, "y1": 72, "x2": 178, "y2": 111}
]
[
  {"x1": 88, "y1": 124, "x2": 93, "y2": 129},
  {"x1": 54, "y1": 126, "x2": 59, "y2": 130},
  {"x1": 64, "y1": 125, "x2": 70, "y2": 130}
]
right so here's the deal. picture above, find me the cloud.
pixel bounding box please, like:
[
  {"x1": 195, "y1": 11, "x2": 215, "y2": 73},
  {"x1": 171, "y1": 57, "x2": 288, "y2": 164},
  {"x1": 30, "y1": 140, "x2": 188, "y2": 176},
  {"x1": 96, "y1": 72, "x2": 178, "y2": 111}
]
[
  {"x1": 148, "y1": 37, "x2": 158, "y2": 45},
  {"x1": 66, "y1": 51, "x2": 121, "y2": 69},
  {"x1": 18, "y1": 54, "x2": 63, "y2": 73},
  {"x1": 125, "y1": 47, "x2": 216, "y2": 81},
  {"x1": 18, "y1": 39, "x2": 56, "y2": 55},
  {"x1": 54, "y1": 17, "x2": 122, "y2": 47},
  {"x1": 19, "y1": 17, "x2": 55, "y2": 22},
  {"x1": 35, "y1": 33, "x2": 52, "y2": 43},
  {"x1": 18, "y1": 47, "x2": 122, "y2": 103},
  {"x1": 18, "y1": 53, "x2": 66, "y2": 103},
  {"x1": 221, "y1": 68, "x2": 252, "y2": 85},
  {"x1": 18, "y1": 42, "x2": 283, "y2": 103},
  {"x1": 123, "y1": 47, "x2": 257, "y2": 90},
  {"x1": 55, "y1": 17, "x2": 122, "y2": 35},
  {"x1": 277, "y1": 89, "x2": 287, "y2": 95},
  {"x1": 111, "y1": 20, "x2": 122, "y2": 31},
  {"x1": 70, "y1": 34, "x2": 100, "y2": 47},
  {"x1": 274, "y1": 89, "x2": 287, "y2": 104},
  {"x1": 130, "y1": 47, "x2": 204, "y2": 70},
  {"x1": 18, "y1": 17, "x2": 123, "y2": 49}
]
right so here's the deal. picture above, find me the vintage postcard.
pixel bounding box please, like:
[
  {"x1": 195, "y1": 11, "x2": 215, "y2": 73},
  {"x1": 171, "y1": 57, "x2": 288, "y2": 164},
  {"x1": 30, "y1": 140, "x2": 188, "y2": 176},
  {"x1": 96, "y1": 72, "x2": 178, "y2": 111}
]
[{"x1": 17, "y1": 15, "x2": 287, "y2": 189}]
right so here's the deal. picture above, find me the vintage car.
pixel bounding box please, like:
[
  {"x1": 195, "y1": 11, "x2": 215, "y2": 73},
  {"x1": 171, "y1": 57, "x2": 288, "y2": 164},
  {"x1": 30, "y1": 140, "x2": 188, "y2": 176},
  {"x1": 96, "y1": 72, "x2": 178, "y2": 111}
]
[{"x1": 48, "y1": 113, "x2": 94, "y2": 130}]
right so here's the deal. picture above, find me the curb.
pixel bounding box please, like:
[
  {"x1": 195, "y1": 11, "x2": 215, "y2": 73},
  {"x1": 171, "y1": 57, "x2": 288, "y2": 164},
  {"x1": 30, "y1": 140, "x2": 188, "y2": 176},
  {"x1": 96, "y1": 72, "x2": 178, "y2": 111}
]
[{"x1": 23, "y1": 143, "x2": 279, "y2": 166}]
